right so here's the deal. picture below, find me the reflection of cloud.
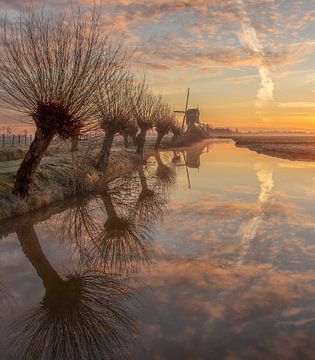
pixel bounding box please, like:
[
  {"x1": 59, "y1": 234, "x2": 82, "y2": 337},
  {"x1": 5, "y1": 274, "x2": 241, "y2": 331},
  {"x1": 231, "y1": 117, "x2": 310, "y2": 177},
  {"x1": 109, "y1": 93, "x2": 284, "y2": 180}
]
[
  {"x1": 136, "y1": 252, "x2": 315, "y2": 359},
  {"x1": 224, "y1": 185, "x2": 257, "y2": 195},
  {"x1": 279, "y1": 162, "x2": 315, "y2": 169},
  {"x1": 237, "y1": 161, "x2": 273, "y2": 266},
  {"x1": 256, "y1": 161, "x2": 274, "y2": 202}
]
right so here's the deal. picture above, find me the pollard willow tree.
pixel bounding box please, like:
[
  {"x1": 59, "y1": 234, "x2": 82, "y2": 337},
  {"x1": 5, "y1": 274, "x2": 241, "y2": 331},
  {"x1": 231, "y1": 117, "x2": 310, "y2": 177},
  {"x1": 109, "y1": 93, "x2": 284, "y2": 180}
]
[
  {"x1": 154, "y1": 103, "x2": 174, "y2": 149},
  {"x1": 133, "y1": 90, "x2": 161, "y2": 158},
  {"x1": 95, "y1": 73, "x2": 142, "y2": 171},
  {"x1": 170, "y1": 119, "x2": 182, "y2": 144},
  {"x1": 0, "y1": 8, "x2": 122, "y2": 197}
]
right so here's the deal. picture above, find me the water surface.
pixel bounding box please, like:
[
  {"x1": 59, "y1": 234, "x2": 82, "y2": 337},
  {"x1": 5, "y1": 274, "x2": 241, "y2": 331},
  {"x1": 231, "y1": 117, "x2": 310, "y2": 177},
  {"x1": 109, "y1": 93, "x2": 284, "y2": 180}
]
[{"x1": 1, "y1": 140, "x2": 315, "y2": 359}]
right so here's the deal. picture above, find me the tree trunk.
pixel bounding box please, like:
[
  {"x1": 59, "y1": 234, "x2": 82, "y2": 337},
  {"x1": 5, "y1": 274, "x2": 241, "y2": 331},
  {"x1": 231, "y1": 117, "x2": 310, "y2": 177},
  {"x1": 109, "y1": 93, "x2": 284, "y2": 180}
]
[
  {"x1": 98, "y1": 131, "x2": 115, "y2": 171},
  {"x1": 16, "y1": 225, "x2": 63, "y2": 293},
  {"x1": 131, "y1": 134, "x2": 137, "y2": 146},
  {"x1": 70, "y1": 135, "x2": 79, "y2": 152},
  {"x1": 136, "y1": 128, "x2": 147, "y2": 157},
  {"x1": 123, "y1": 134, "x2": 129, "y2": 148},
  {"x1": 172, "y1": 151, "x2": 181, "y2": 164},
  {"x1": 13, "y1": 128, "x2": 55, "y2": 198},
  {"x1": 172, "y1": 133, "x2": 179, "y2": 143},
  {"x1": 138, "y1": 165, "x2": 149, "y2": 192},
  {"x1": 154, "y1": 132, "x2": 164, "y2": 150},
  {"x1": 155, "y1": 151, "x2": 163, "y2": 167},
  {"x1": 101, "y1": 187, "x2": 117, "y2": 220}
]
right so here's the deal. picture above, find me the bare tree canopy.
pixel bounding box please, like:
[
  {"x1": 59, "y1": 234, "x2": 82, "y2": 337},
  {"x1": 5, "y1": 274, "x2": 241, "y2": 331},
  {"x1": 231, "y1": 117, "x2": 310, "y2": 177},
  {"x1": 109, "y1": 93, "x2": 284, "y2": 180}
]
[
  {"x1": 0, "y1": 7, "x2": 125, "y2": 137},
  {"x1": 0, "y1": 6, "x2": 127, "y2": 196},
  {"x1": 95, "y1": 73, "x2": 144, "y2": 170},
  {"x1": 154, "y1": 101, "x2": 174, "y2": 149},
  {"x1": 133, "y1": 88, "x2": 162, "y2": 156}
]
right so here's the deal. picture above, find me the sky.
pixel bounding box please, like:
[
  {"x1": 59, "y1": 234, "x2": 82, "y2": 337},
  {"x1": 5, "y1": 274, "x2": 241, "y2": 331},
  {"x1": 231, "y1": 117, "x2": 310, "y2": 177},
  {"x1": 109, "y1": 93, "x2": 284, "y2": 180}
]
[{"x1": 0, "y1": 0, "x2": 315, "y2": 131}]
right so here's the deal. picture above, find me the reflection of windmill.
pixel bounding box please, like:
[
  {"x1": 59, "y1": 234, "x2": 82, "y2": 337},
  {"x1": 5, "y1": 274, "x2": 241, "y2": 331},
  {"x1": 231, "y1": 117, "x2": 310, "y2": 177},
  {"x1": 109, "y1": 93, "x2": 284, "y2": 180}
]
[
  {"x1": 173, "y1": 142, "x2": 213, "y2": 189},
  {"x1": 174, "y1": 88, "x2": 200, "y2": 134}
]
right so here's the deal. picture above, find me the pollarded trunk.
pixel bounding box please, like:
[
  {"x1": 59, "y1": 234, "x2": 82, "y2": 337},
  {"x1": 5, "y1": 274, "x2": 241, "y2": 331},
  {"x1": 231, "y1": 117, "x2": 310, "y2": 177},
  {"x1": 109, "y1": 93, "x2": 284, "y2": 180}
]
[
  {"x1": 131, "y1": 134, "x2": 137, "y2": 146},
  {"x1": 138, "y1": 165, "x2": 149, "y2": 192},
  {"x1": 154, "y1": 132, "x2": 164, "y2": 150},
  {"x1": 101, "y1": 187, "x2": 118, "y2": 220},
  {"x1": 172, "y1": 133, "x2": 180, "y2": 144},
  {"x1": 155, "y1": 151, "x2": 163, "y2": 167},
  {"x1": 70, "y1": 136, "x2": 79, "y2": 152},
  {"x1": 136, "y1": 128, "x2": 147, "y2": 157},
  {"x1": 98, "y1": 131, "x2": 115, "y2": 171},
  {"x1": 123, "y1": 134, "x2": 129, "y2": 148},
  {"x1": 16, "y1": 225, "x2": 64, "y2": 293},
  {"x1": 13, "y1": 128, "x2": 55, "y2": 197}
]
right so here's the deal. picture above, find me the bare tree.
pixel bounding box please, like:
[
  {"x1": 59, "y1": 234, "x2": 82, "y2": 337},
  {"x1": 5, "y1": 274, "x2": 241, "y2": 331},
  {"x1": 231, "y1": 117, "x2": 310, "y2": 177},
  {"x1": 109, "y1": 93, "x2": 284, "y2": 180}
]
[
  {"x1": 154, "y1": 152, "x2": 176, "y2": 193},
  {"x1": 95, "y1": 72, "x2": 141, "y2": 171},
  {"x1": 154, "y1": 103, "x2": 174, "y2": 149},
  {"x1": 134, "y1": 164, "x2": 168, "y2": 223},
  {"x1": 170, "y1": 119, "x2": 182, "y2": 144},
  {"x1": 133, "y1": 89, "x2": 161, "y2": 158},
  {"x1": 119, "y1": 122, "x2": 138, "y2": 148},
  {"x1": 0, "y1": 8, "x2": 123, "y2": 197}
]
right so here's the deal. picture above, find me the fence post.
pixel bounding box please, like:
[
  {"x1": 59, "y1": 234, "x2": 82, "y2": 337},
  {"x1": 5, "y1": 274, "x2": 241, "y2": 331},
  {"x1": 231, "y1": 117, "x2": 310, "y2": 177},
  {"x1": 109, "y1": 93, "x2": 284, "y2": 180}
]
[
  {"x1": 24, "y1": 134, "x2": 27, "y2": 144},
  {"x1": 30, "y1": 134, "x2": 33, "y2": 143},
  {"x1": 18, "y1": 134, "x2": 21, "y2": 145},
  {"x1": 11, "y1": 135, "x2": 15, "y2": 146},
  {"x1": 2, "y1": 134, "x2": 4, "y2": 147}
]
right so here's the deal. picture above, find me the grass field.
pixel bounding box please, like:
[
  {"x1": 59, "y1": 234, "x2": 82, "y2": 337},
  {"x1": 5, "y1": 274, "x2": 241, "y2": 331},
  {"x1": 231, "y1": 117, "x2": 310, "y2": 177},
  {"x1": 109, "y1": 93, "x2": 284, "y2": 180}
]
[{"x1": 234, "y1": 135, "x2": 315, "y2": 162}]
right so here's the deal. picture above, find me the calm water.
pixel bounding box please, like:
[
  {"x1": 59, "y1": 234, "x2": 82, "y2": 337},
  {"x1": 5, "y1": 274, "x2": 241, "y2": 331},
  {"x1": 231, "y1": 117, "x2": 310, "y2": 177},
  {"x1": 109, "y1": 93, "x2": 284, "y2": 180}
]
[{"x1": 1, "y1": 140, "x2": 315, "y2": 359}]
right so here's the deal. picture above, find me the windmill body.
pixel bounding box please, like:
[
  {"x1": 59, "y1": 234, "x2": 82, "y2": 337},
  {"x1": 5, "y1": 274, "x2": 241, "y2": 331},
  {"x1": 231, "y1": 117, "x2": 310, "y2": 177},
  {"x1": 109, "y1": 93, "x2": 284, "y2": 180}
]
[
  {"x1": 185, "y1": 108, "x2": 200, "y2": 126},
  {"x1": 174, "y1": 89, "x2": 208, "y2": 136}
]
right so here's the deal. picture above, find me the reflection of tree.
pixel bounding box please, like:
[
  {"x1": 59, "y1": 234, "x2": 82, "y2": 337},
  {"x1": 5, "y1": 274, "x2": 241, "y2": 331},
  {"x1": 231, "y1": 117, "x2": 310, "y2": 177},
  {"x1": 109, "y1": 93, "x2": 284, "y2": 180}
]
[
  {"x1": 9, "y1": 224, "x2": 136, "y2": 360},
  {"x1": 154, "y1": 152, "x2": 176, "y2": 193},
  {"x1": 57, "y1": 183, "x2": 155, "y2": 274},
  {"x1": 171, "y1": 151, "x2": 181, "y2": 165},
  {"x1": 134, "y1": 164, "x2": 168, "y2": 224},
  {"x1": 94, "y1": 188, "x2": 153, "y2": 273},
  {"x1": 57, "y1": 196, "x2": 101, "y2": 258},
  {"x1": 55, "y1": 164, "x2": 174, "y2": 274},
  {"x1": 0, "y1": 278, "x2": 14, "y2": 320}
]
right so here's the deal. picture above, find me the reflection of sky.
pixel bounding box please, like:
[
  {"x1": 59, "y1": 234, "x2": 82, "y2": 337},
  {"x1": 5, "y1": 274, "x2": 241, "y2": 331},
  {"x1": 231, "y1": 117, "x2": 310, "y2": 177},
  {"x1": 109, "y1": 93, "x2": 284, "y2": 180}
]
[
  {"x1": 2, "y1": 141, "x2": 315, "y2": 358},
  {"x1": 135, "y1": 141, "x2": 315, "y2": 359}
]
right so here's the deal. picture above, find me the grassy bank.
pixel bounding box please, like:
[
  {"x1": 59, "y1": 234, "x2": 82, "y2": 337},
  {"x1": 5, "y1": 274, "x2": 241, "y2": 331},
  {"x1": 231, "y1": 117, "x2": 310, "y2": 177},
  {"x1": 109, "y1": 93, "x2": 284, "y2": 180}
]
[
  {"x1": 0, "y1": 148, "x2": 140, "y2": 221},
  {"x1": 0, "y1": 130, "x2": 210, "y2": 221},
  {"x1": 234, "y1": 135, "x2": 315, "y2": 162}
]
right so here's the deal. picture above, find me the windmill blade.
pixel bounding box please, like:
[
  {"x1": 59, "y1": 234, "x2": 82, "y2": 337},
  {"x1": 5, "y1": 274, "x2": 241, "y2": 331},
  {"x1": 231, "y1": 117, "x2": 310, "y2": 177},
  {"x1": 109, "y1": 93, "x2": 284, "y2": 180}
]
[
  {"x1": 185, "y1": 88, "x2": 190, "y2": 112},
  {"x1": 181, "y1": 88, "x2": 190, "y2": 134}
]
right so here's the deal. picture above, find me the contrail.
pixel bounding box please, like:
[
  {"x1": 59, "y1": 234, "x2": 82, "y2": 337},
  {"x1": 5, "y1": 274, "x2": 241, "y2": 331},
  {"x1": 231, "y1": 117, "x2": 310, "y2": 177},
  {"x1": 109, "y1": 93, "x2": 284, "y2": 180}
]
[{"x1": 236, "y1": 0, "x2": 274, "y2": 121}]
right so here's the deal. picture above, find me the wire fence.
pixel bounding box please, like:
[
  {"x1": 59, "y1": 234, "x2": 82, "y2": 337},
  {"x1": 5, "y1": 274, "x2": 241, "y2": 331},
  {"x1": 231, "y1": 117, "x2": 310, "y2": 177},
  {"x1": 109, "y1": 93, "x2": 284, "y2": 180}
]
[
  {"x1": 1, "y1": 134, "x2": 33, "y2": 147},
  {"x1": 0, "y1": 133, "x2": 106, "y2": 147}
]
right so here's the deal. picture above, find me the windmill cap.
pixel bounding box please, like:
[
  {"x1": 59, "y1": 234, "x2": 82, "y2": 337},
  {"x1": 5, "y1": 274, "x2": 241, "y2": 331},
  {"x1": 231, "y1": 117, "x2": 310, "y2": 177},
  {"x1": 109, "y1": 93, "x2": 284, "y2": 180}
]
[{"x1": 186, "y1": 108, "x2": 200, "y2": 114}]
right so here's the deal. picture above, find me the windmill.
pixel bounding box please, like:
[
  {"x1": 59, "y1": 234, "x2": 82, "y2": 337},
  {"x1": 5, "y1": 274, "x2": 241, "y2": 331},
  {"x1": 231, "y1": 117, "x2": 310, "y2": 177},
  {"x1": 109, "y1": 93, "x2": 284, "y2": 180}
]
[{"x1": 174, "y1": 88, "x2": 200, "y2": 134}]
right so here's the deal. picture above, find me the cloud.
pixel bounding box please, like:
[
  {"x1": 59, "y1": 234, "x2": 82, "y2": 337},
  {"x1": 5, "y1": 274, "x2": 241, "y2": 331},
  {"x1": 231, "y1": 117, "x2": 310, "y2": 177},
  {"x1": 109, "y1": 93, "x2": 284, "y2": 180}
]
[
  {"x1": 279, "y1": 102, "x2": 315, "y2": 108},
  {"x1": 236, "y1": 0, "x2": 274, "y2": 123}
]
